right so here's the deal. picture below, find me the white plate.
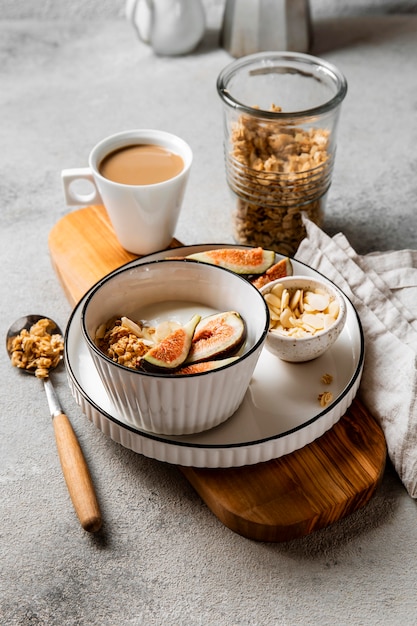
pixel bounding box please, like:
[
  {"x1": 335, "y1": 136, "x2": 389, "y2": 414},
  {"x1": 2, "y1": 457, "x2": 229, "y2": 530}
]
[{"x1": 64, "y1": 245, "x2": 364, "y2": 468}]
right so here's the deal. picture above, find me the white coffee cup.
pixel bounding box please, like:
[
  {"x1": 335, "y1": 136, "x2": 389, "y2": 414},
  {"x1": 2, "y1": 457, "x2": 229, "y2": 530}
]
[{"x1": 61, "y1": 129, "x2": 192, "y2": 255}]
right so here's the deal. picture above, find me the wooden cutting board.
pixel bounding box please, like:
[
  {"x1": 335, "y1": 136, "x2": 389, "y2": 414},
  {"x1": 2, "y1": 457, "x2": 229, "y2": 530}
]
[{"x1": 49, "y1": 205, "x2": 387, "y2": 542}]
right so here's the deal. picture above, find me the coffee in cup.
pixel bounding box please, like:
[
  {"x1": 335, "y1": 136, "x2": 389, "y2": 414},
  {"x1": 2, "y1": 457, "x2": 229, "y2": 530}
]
[{"x1": 99, "y1": 144, "x2": 184, "y2": 186}]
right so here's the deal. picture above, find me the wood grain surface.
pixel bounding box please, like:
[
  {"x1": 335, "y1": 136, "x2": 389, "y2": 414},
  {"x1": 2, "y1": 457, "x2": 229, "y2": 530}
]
[{"x1": 49, "y1": 205, "x2": 387, "y2": 542}]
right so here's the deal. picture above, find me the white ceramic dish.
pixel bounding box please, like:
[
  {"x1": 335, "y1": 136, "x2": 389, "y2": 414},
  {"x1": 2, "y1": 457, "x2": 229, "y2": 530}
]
[
  {"x1": 260, "y1": 275, "x2": 347, "y2": 362},
  {"x1": 81, "y1": 259, "x2": 269, "y2": 435},
  {"x1": 64, "y1": 244, "x2": 364, "y2": 468}
]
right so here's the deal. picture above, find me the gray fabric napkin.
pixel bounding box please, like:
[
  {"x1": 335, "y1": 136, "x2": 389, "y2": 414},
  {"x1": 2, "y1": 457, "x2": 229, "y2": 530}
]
[{"x1": 295, "y1": 215, "x2": 417, "y2": 498}]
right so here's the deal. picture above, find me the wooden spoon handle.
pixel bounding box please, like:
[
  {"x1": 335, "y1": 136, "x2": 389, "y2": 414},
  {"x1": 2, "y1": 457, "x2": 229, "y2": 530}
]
[{"x1": 52, "y1": 412, "x2": 102, "y2": 532}]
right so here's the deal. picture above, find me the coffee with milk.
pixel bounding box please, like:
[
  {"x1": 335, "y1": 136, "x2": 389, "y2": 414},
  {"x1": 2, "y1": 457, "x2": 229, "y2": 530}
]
[{"x1": 99, "y1": 144, "x2": 184, "y2": 185}]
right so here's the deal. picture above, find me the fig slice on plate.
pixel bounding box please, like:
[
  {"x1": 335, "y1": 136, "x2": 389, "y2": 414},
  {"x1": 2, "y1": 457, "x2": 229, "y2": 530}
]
[
  {"x1": 186, "y1": 247, "x2": 275, "y2": 274},
  {"x1": 143, "y1": 314, "x2": 201, "y2": 370},
  {"x1": 186, "y1": 311, "x2": 246, "y2": 364},
  {"x1": 251, "y1": 257, "x2": 293, "y2": 289},
  {"x1": 176, "y1": 356, "x2": 239, "y2": 375}
]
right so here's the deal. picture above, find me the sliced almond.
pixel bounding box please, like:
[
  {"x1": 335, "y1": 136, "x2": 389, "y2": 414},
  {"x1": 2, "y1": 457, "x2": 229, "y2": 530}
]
[
  {"x1": 281, "y1": 288, "x2": 290, "y2": 311},
  {"x1": 304, "y1": 291, "x2": 330, "y2": 312},
  {"x1": 264, "y1": 293, "x2": 282, "y2": 309},
  {"x1": 280, "y1": 307, "x2": 293, "y2": 328},
  {"x1": 121, "y1": 316, "x2": 144, "y2": 337},
  {"x1": 290, "y1": 288, "x2": 302, "y2": 310}
]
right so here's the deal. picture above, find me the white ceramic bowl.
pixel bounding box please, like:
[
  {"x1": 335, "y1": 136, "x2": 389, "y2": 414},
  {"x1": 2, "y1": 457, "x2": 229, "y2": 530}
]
[
  {"x1": 260, "y1": 275, "x2": 347, "y2": 362},
  {"x1": 81, "y1": 259, "x2": 269, "y2": 435}
]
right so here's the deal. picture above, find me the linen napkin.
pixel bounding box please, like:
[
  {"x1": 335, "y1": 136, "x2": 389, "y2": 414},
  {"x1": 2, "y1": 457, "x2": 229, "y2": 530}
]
[{"x1": 294, "y1": 215, "x2": 417, "y2": 498}]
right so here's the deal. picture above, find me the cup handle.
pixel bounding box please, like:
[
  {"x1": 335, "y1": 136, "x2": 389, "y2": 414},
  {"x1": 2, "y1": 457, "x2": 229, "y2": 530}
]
[{"x1": 61, "y1": 168, "x2": 103, "y2": 206}]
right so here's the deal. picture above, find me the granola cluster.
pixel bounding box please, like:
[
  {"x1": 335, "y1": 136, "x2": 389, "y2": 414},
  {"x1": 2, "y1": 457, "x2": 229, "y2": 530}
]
[
  {"x1": 95, "y1": 317, "x2": 157, "y2": 369},
  {"x1": 9, "y1": 318, "x2": 64, "y2": 379},
  {"x1": 229, "y1": 105, "x2": 330, "y2": 254}
]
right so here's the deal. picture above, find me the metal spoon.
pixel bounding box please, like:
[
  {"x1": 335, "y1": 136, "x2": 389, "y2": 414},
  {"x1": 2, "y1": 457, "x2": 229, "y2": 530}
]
[{"x1": 6, "y1": 315, "x2": 102, "y2": 533}]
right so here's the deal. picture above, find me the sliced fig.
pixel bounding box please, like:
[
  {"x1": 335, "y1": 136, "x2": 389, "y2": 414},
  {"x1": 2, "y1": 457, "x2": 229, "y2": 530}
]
[
  {"x1": 176, "y1": 356, "x2": 239, "y2": 375},
  {"x1": 186, "y1": 311, "x2": 246, "y2": 364},
  {"x1": 251, "y1": 257, "x2": 293, "y2": 289},
  {"x1": 186, "y1": 247, "x2": 275, "y2": 274},
  {"x1": 143, "y1": 314, "x2": 200, "y2": 370}
]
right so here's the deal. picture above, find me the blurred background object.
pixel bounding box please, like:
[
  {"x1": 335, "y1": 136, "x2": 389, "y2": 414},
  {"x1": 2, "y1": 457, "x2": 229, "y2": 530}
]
[
  {"x1": 220, "y1": 0, "x2": 312, "y2": 57},
  {"x1": 125, "y1": 0, "x2": 206, "y2": 56},
  {"x1": 1, "y1": 0, "x2": 416, "y2": 21}
]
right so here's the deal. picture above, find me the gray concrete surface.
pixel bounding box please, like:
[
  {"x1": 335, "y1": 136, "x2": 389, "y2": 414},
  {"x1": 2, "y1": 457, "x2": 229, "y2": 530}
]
[{"x1": 1, "y1": 3, "x2": 417, "y2": 625}]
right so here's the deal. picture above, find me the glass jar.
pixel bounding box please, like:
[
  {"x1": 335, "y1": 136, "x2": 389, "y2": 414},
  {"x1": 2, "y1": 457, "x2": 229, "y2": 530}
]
[{"x1": 217, "y1": 52, "x2": 347, "y2": 256}]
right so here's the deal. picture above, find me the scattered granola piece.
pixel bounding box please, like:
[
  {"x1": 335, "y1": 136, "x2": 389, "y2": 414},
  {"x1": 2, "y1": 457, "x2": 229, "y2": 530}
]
[
  {"x1": 321, "y1": 373, "x2": 333, "y2": 385},
  {"x1": 318, "y1": 391, "x2": 333, "y2": 407}
]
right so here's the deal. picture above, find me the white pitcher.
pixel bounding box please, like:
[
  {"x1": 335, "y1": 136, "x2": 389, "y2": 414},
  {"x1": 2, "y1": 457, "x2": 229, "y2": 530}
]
[{"x1": 126, "y1": 0, "x2": 205, "y2": 56}]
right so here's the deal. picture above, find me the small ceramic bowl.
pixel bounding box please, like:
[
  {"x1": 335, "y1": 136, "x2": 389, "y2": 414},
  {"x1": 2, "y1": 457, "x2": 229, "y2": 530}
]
[
  {"x1": 81, "y1": 259, "x2": 269, "y2": 435},
  {"x1": 260, "y1": 275, "x2": 347, "y2": 363}
]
